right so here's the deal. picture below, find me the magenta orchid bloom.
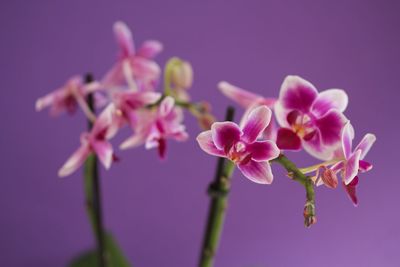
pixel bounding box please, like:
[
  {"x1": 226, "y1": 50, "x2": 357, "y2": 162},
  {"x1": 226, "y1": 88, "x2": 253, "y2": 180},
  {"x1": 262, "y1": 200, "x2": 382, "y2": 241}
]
[
  {"x1": 103, "y1": 21, "x2": 163, "y2": 91},
  {"x1": 58, "y1": 105, "x2": 119, "y2": 177},
  {"x1": 331, "y1": 123, "x2": 375, "y2": 206},
  {"x1": 218, "y1": 81, "x2": 277, "y2": 140},
  {"x1": 111, "y1": 90, "x2": 161, "y2": 128},
  {"x1": 120, "y1": 96, "x2": 188, "y2": 158},
  {"x1": 36, "y1": 76, "x2": 98, "y2": 119},
  {"x1": 197, "y1": 106, "x2": 280, "y2": 184},
  {"x1": 275, "y1": 75, "x2": 348, "y2": 160}
]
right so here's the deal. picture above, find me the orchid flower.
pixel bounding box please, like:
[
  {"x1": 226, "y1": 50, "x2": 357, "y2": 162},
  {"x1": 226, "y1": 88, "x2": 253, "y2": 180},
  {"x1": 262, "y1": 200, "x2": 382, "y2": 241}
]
[
  {"x1": 218, "y1": 81, "x2": 277, "y2": 141},
  {"x1": 58, "y1": 105, "x2": 119, "y2": 177},
  {"x1": 197, "y1": 106, "x2": 280, "y2": 184},
  {"x1": 275, "y1": 75, "x2": 348, "y2": 160},
  {"x1": 316, "y1": 122, "x2": 376, "y2": 205},
  {"x1": 110, "y1": 89, "x2": 161, "y2": 128},
  {"x1": 35, "y1": 76, "x2": 99, "y2": 121},
  {"x1": 103, "y1": 21, "x2": 163, "y2": 91},
  {"x1": 120, "y1": 96, "x2": 188, "y2": 158}
]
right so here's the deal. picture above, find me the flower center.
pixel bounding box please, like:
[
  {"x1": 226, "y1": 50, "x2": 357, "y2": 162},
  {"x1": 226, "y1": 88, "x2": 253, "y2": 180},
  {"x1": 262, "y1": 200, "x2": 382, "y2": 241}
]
[{"x1": 226, "y1": 142, "x2": 251, "y2": 164}]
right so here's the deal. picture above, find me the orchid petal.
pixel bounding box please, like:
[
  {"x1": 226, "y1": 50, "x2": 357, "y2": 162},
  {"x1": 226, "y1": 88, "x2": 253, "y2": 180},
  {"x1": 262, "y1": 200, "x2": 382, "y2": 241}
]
[
  {"x1": 279, "y1": 75, "x2": 318, "y2": 113},
  {"x1": 274, "y1": 102, "x2": 290, "y2": 128},
  {"x1": 35, "y1": 92, "x2": 57, "y2": 111},
  {"x1": 344, "y1": 150, "x2": 361, "y2": 185},
  {"x1": 354, "y1": 133, "x2": 376, "y2": 160},
  {"x1": 159, "y1": 96, "x2": 175, "y2": 117},
  {"x1": 114, "y1": 21, "x2": 134, "y2": 57},
  {"x1": 241, "y1": 106, "x2": 272, "y2": 143},
  {"x1": 316, "y1": 109, "x2": 347, "y2": 146},
  {"x1": 303, "y1": 131, "x2": 336, "y2": 160},
  {"x1": 238, "y1": 160, "x2": 274, "y2": 184},
  {"x1": 92, "y1": 141, "x2": 113, "y2": 170},
  {"x1": 211, "y1": 122, "x2": 242, "y2": 150},
  {"x1": 132, "y1": 57, "x2": 161, "y2": 80},
  {"x1": 137, "y1": 40, "x2": 163, "y2": 58},
  {"x1": 343, "y1": 176, "x2": 359, "y2": 206},
  {"x1": 359, "y1": 160, "x2": 373, "y2": 172},
  {"x1": 196, "y1": 131, "x2": 225, "y2": 157},
  {"x1": 218, "y1": 81, "x2": 264, "y2": 108},
  {"x1": 246, "y1": 140, "x2": 280, "y2": 162},
  {"x1": 311, "y1": 89, "x2": 348, "y2": 117},
  {"x1": 58, "y1": 145, "x2": 91, "y2": 177},
  {"x1": 276, "y1": 128, "x2": 302, "y2": 150},
  {"x1": 341, "y1": 122, "x2": 354, "y2": 159},
  {"x1": 102, "y1": 62, "x2": 124, "y2": 86},
  {"x1": 120, "y1": 134, "x2": 146, "y2": 150}
]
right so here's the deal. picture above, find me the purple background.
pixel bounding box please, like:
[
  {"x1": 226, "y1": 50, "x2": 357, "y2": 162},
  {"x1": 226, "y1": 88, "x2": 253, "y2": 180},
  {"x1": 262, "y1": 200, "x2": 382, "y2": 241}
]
[{"x1": 1, "y1": 0, "x2": 399, "y2": 266}]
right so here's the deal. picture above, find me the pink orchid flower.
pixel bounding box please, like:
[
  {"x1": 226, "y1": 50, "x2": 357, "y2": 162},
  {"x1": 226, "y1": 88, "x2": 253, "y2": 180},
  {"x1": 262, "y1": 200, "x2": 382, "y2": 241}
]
[
  {"x1": 321, "y1": 123, "x2": 376, "y2": 206},
  {"x1": 58, "y1": 105, "x2": 119, "y2": 177},
  {"x1": 120, "y1": 96, "x2": 188, "y2": 158},
  {"x1": 275, "y1": 75, "x2": 348, "y2": 160},
  {"x1": 197, "y1": 106, "x2": 280, "y2": 184},
  {"x1": 36, "y1": 76, "x2": 98, "y2": 120},
  {"x1": 218, "y1": 81, "x2": 277, "y2": 140},
  {"x1": 111, "y1": 90, "x2": 161, "y2": 128},
  {"x1": 103, "y1": 21, "x2": 163, "y2": 91}
]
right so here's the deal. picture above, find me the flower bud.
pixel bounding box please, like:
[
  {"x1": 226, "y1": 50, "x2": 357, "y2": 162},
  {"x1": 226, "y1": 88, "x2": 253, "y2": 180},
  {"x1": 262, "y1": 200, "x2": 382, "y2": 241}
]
[
  {"x1": 318, "y1": 166, "x2": 338, "y2": 189},
  {"x1": 171, "y1": 60, "x2": 193, "y2": 89}
]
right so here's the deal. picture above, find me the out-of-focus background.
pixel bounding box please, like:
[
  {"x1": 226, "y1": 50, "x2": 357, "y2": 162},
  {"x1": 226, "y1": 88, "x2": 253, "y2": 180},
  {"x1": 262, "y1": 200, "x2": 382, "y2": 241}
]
[{"x1": 1, "y1": 0, "x2": 399, "y2": 266}]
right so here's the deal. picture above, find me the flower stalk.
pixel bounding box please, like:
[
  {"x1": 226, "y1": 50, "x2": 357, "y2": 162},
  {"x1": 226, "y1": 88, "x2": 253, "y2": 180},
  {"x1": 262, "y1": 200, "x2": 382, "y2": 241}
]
[
  {"x1": 199, "y1": 106, "x2": 235, "y2": 267},
  {"x1": 84, "y1": 73, "x2": 107, "y2": 267},
  {"x1": 271, "y1": 154, "x2": 316, "y2": 227}
]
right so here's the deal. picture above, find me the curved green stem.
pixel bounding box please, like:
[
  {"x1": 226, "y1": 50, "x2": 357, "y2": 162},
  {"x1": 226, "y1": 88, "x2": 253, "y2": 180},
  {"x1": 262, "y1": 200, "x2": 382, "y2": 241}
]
[
  {"x1": 84, "y1": 73, "x2": 107, "y2": 267},
  {"x1": 199, "y1": 107, "x2": 235, "y2": 267},
  {"x1": 272, "y1": 154, "x2": 316, "y2": 227}
]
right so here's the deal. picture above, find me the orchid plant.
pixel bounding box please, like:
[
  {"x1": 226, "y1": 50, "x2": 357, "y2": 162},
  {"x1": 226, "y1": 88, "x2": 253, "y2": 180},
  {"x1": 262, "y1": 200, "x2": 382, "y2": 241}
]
[
  {"x1": 196, "y1": 76, "x2": 376, "y2": 267},
  {"x1": 37, "y1": 21, "x2": 376, "y2": 267},
  {"x1": 36, "y1": 21, "x2": 214, "y2": 267}
]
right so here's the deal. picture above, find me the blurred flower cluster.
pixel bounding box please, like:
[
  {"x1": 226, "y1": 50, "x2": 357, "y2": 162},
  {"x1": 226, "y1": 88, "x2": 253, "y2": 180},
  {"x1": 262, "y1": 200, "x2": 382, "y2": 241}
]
[
  {"x1": 198, "y1": 76, "x2": 376, "y2": 207},
  {"x1": 36, "y1": 21, "x2": 214, "y2": 177}
]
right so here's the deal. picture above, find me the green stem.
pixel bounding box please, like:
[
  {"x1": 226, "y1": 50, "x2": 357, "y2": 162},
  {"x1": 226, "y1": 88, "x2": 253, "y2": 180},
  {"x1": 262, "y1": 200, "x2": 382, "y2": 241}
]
[
  {"x1": 272, "y1": 154, "x2": 316, "y2": 227},
  {"x1": 84, "y1": 73, "x2": 107, "y2": 267},
  {"x1": 199, "y1": 107, "x2": 235, "y2": 267}
]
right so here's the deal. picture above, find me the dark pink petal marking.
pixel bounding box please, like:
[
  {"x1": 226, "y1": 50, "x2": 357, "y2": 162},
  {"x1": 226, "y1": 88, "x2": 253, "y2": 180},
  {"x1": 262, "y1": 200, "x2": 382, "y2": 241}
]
[
  {"x1": 316, "y1": 110, "x2": 347, "y2": 145},
  {"x1": 279, "y1": 76, "x2": 318, "y2": 113},
  {"x1": 359, "y1": 160, "x2": 373, "y2": 172},
  {"x1": 211, "y1": 122, "x2": 242, "y2": 151},
  {"x1": 276, "y1": 128, "x2": 302, "y2": 150},
  {"x1": 343, "y1": 176, "x2": 359, "y2": 207}
]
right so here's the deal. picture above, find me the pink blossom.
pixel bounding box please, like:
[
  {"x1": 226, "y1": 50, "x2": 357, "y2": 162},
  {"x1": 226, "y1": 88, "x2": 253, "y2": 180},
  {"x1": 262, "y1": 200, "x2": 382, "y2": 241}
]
[
  {"x1": 275, "y1": 75, "x2": 348, "y2": 160},
  {"x1": 58, "y1": 105, "x2": 119, "y2": 177},
  {"x1": 218, "y1": 81, "x2": 277, "y2": 140},
  {"x1": 120, "y1": 96, "x2": 188, "y2": 158},
  {"x1": 328, "y1": 123, "x2": 375, "y2": 206},
  {"x1": 35, "y1": 76, "x2": 98, "y2": 120},
  {"x1": 111, "y1": 90, "x2": 161, "y2": 128},
  {"x1": 197, "y1": 106, "x2": 280, "y2": 184},
  {"x1": 103, "y1": 21, "x2": 163, "y2": 91}
]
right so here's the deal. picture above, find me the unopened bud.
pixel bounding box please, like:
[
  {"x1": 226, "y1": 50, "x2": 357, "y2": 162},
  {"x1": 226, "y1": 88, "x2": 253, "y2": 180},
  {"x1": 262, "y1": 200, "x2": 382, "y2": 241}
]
[
  {"x1": 303, "y1": 201, "x2": 317, "y2": 227},
  {"x1": 171, "y1": 60, "x2": 193, "y2": 89},
  {"x1": 317, "y1": 166, "x2": 338, "y2": 189}
]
